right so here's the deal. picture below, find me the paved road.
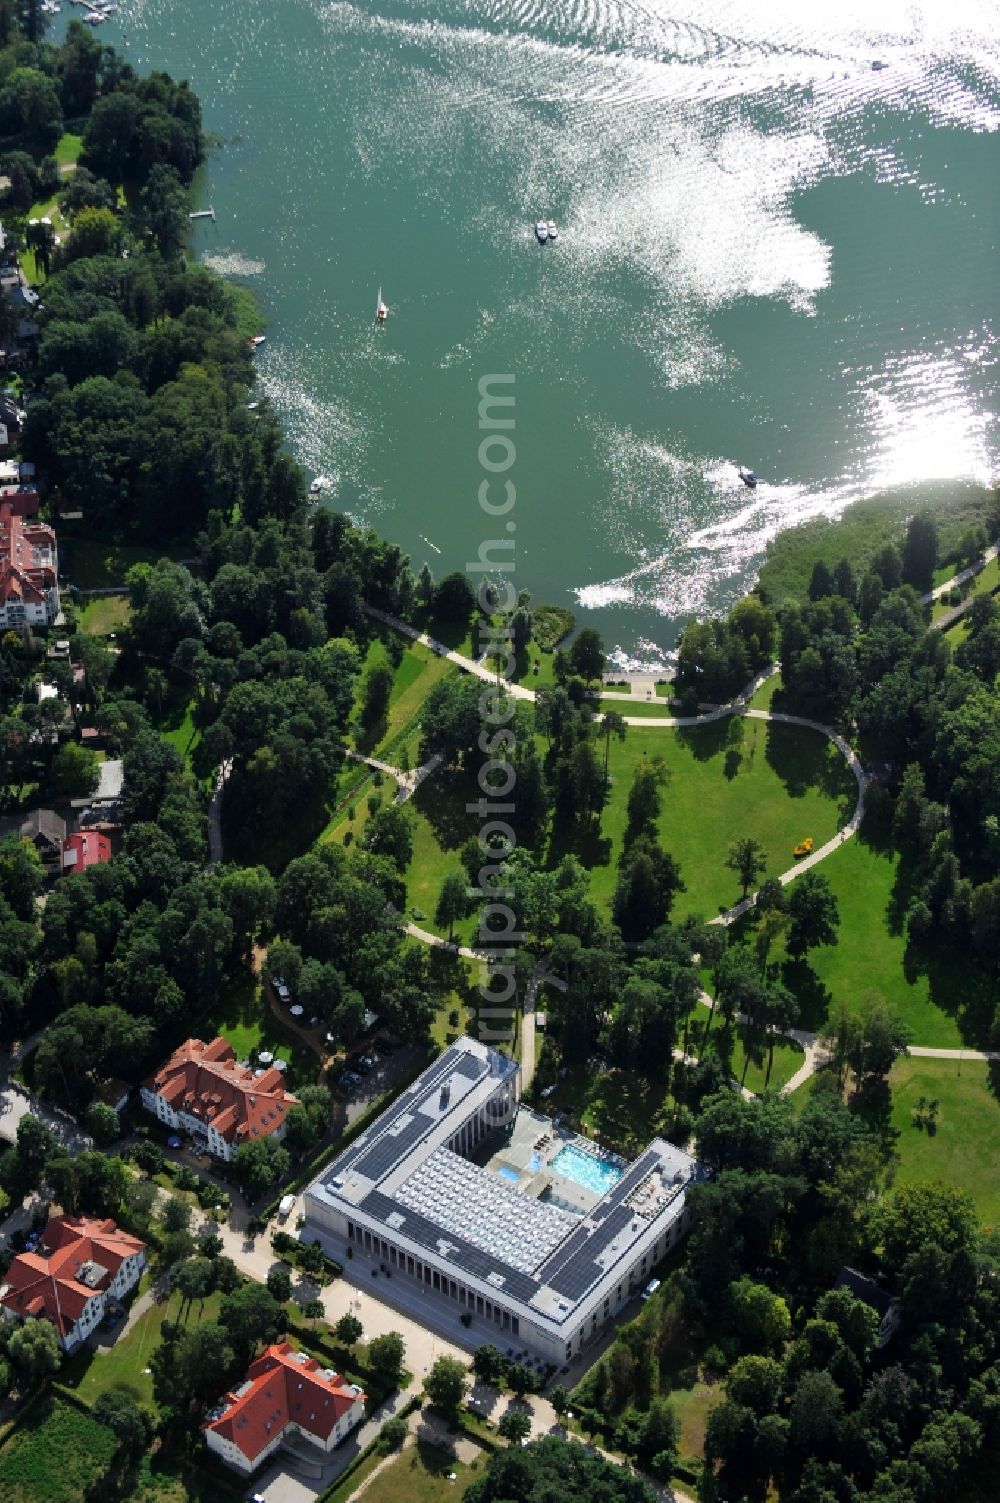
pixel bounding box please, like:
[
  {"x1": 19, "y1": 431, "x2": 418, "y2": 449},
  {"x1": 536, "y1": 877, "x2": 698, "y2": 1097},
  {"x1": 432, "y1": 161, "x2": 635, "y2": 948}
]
[{"x1": 344, "y1": 749, "x2": 444, "y2": 805}]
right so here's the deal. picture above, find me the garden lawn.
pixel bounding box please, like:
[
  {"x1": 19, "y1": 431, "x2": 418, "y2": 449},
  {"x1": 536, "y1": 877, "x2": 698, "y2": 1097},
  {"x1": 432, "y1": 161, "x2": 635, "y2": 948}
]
[
  {"x1": 55, "y1": 131, "x2": 84, "y2": 168},
  {"x1": 889, "y1": 1056, "x2": 1000, "y2": 1227},
  {"x1": 323, "y1": 771, "x2": 400, "y2": 848},
  {"x1": 206, "y1": 969, "x2": 317, "y2": 1089},
  {"x1": 71, "y1": 1291, "x2": 223, "y2": 1412},
  {"x1": 362, "y1": 1439, "x2": 479, "y2": 1503},
  {"x1": 0, "y1": 1394, "x2": 115, "y2": 1503},
  {"x1": 790, "y1": 836, "x2": 966, "y2": 1046},
  {"x1": 150, "y1": 692, "x2": 199, "y2": 766},
  {"x1": 77, "y1": 594, "x2": 131, "y2": 635},
  {"x1": 668, "y1": 1377, "x2": 723, "y2": 1466},
  {"x1": 600, "y1": 699, "x2": 677, "y2": 719},
  {"x1": 593, "y1": 719, "x2": 856, "y2": 920}
]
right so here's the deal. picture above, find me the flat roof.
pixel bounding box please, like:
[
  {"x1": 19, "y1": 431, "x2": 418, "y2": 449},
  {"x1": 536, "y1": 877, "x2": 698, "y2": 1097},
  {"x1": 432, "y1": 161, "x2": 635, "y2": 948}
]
[{"x1": 304, "y1": 1040, "x2": 703, "y2": 1333}]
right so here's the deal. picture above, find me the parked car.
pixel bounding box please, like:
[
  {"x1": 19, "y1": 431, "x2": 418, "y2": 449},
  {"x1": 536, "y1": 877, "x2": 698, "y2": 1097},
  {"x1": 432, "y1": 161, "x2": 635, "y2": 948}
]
[
  {"x1": 641, "y1": 1278, "x2": 661, "y2": 1302},
  {"x1": 335, "y1": 1070, "x2": 360, "y2": 1090},
  {"x1": 273, "y1": 975, "x2": 291, "y2": 1004}
]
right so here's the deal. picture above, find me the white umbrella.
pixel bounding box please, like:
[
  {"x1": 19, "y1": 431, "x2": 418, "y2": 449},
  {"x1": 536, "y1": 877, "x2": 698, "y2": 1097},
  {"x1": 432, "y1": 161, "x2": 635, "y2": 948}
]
[
  {"x1": 290, "y1": 1005, "x2": 304, "y2": 1017},
  {"x1": 258, "y1": 1051, "x2": 274, "y2": 1065}
]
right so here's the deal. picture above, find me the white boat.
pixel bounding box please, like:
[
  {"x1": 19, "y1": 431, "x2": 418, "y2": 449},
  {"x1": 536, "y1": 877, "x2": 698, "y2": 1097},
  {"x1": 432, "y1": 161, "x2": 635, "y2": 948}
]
[
  {"x1": 83, "y1": 10, "x2": 105, "y2": 21},
  {"x1": 546, "y1": 220, "x2": 558, "y2": 241},
  {"x1": 250, "y1": 334, "x2": 265, "y2": 347},
  {"x1": 534, "y1": 221, "x2": 548, "y2": 243},
  {"x1": 374, "y1": 285, "x2": 388, "y2": 325},
  {"x1": 309, "y1": 475, "x2": 332, "y2": 496}
]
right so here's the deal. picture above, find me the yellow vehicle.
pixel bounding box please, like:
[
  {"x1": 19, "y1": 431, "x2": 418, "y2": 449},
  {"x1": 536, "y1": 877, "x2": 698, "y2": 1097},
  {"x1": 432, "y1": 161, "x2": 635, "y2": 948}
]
[{"x1": 793, "y1": 838, "x2": 814, "y2": 858}]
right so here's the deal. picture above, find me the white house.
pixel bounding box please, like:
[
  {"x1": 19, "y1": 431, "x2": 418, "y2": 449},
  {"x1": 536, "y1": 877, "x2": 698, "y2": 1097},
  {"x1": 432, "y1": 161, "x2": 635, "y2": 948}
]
[
  {"x1": 204, "y1": 1342, "x2": 365, "y2": 1474},
  {"x1": 0, "y1": 1216, "x2": 145, "y2": 1352}
]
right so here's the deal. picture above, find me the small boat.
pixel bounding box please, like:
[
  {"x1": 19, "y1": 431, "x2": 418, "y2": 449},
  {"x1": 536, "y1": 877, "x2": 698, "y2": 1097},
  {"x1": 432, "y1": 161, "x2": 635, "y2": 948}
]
[
  {"x1": 374, "y1": 285, "x2": 388, "y2": 325},
  {"x1": 546, "y1": 220, "x2": 558, "y2": 241},
  {"x1": 83, "y1": 9, "x2": 105, "y2": 21},
  {"x1": 534, "y1": 221, "x2": 548, "y2": 243},
  {"x1": 250, "y1": 334, "x2": 265, "y2": 348},
  {"x1": 309, "y1": 475, "x2": 332, "y2": 497},
  {"x1": 738, "y1": 468, "x2": 758, "y2": 488}
]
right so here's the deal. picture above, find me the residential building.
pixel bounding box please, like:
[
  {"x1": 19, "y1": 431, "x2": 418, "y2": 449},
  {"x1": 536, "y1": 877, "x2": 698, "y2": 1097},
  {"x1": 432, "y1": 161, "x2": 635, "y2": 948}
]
[
  {"x1": 0, "y1": 495, "x2": 59, "y2": 630},
  {"x1": 19, "y1": 807, "x2": 67, "y2": 863},
  {"x1": 204, "y1": 1342, "x2": 365, "y2": 1475},
  {"x1": 62, "y1": 829, "x2": 112, "y2": 873},
  {"x1": 0, "y1": 1215, "x2": 145, "y2": 1352},
  {"x1": 302, "y1": 1038, "x2": 706, "y2": 1366},
  {"x1": 141, "y1": 1037, "x2": 300, "y2": 1163},
  {"x1": 834, "y1": 1267, "x2": 902, "y2": 1348}
]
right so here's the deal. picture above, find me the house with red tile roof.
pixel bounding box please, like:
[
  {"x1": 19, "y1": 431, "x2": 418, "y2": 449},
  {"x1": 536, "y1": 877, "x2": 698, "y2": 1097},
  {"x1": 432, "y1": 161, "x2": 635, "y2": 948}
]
[
  {"x1": 61, "y1": 829, "x2": 112, "y2": 873},
  {"x1": 0, "y1": 496, "x2": 58, "y2": 630},
  {"x1": 204, "y1": 1342, "x2": 365, "y2": 1475},
  {"x1": 0, "y1": 1215, "x2": 145, "y2": 1352},
  {"x1": 140, "y1": 1037, "x2": 300, "y2": 1163}
]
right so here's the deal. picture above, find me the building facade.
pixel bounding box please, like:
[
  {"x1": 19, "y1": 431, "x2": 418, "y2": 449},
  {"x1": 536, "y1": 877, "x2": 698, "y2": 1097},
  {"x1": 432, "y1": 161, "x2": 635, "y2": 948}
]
[
  {"x1": 0, "y1": 495, "x2": 58, "y2": 630},
  {"x1": 204, "y1": 1342, "x2": 365, "y2": 1474},
  {"x1": 141, "y1": 1036, "x2": 299, "y2": 1163},
  {"x1": 0, "y1": 1216, "x2": 145, "y2": 1352},
  {"x1": 302, "y1": 1039, "x2": 704, "y2": 1366}
]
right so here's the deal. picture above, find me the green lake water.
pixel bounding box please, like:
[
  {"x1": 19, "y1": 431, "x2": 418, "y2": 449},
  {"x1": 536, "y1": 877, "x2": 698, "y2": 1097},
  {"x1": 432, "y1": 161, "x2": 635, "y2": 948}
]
[{"x1": 74, "y1": 0, "x2": 1000, "y2": 665}]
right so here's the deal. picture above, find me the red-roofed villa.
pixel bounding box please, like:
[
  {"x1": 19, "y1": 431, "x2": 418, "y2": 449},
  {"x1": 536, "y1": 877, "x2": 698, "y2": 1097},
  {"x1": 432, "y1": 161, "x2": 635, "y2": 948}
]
[
  {"x1": 141, "y1": 1036, "x2": 299, "y2": 1163},
  {"x1": 61, "y1": 829, "x2": 112, "y2": 873},
  {"x1": 0, "y1": 1215, "x2": 146, "y2": 1351},
  {"x1": 0, "y1": 495, "x2": 58, "y2": 630},
  {"x1": 204, "y1": 1341, "x2": 365, "y2": 1474}
]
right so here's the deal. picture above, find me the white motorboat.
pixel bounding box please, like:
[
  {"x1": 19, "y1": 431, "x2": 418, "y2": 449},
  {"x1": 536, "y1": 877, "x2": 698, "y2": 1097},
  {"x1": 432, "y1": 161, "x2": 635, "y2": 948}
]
[
  {"x1": 546, "y1": 220, "x2": 558, "y2": 241},
  {"x1": 374, "y1": 285, "x2": 388, "y2": 325},
  {"x1": 309, "y1": 475, "x2": 333, "y2": 497},
  {"x1": 534, "y1": 221, "x2": 548, "y2": 243}
]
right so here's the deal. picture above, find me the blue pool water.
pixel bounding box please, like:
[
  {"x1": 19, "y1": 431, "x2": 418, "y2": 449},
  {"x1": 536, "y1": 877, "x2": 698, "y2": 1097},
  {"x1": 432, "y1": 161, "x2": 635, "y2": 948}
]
[
  {"x1": 497, "y1": 1166, "x2": 519, "y2": 1184},
  {"x1": 551, "y1": 1145, "x2": 623, "y2": 1197}
]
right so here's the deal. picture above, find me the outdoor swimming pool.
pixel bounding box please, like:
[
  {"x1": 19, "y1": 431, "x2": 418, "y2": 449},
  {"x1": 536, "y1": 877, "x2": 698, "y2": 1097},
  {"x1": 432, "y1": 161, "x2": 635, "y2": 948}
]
[
  {"x1": 497, "y1": 1166, "x2": 519, "y2": 1184},
  {"x1": 551, "y1": 1144, "x2": 623, "y2": 1197}
]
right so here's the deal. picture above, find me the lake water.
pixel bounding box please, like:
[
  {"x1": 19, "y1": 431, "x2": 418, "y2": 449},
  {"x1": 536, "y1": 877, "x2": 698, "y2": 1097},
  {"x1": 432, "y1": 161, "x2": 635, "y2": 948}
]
[{"x1": 73, "y1": 1, "x2": 1000, "y2": 665}]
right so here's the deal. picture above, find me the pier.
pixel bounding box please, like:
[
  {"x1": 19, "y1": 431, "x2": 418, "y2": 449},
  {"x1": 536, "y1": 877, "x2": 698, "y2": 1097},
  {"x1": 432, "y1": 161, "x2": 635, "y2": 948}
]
[{"x1": 188, "y1": 206, "x2": 217, "y2": 222}]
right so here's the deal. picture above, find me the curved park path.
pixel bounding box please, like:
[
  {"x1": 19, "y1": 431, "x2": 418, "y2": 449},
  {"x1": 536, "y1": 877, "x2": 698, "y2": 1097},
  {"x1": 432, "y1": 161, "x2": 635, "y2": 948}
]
[{"x1": 365, "y1": 591, "x2": 1000, "y2": 1082}]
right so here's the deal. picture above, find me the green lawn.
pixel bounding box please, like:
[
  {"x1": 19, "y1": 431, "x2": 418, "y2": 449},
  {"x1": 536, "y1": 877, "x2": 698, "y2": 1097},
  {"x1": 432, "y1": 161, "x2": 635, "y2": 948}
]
[
  {"x1": 785, "y1": 834, "x2": 972, "y2": 1046},
  {"x1": 668, "y1": 1377, "x2": 723, "y2": 1466},
  {"x1": 352, "y1": 634, "x2": 456, "y2": 759},
  {"x1": 591, "y1": 719, "x2": 857, "y2": 921},
  {"x1": 206, "y1": 967, "x2": 320, "y2": 1090},
  {"x1": 599, "y1": 698, "x2": 675, "y2": 719},
  {"x1": 889, "y1": 1056, "x2": 1000, "y2": 1228},
  {"x1": 150, "y1": 691, "x2": 200, "y2": 767},
  {"x1": 77, "y1": 594, "x2": 131, "y2": 635},
  {"x1": 69, "y1": 1292, "x2": 222, "y2": 1412},
  {"x1": 724, "y1": 1026, "x2": 805, "y2": 1095},
  {"x1": 0, "y1": 1395, "x2": 115, "y2": 1503},
  {"x1": 55, "y1": 131, "x2": 83, "y2": 168},
  {"x1": 363, "y1": 1438, "x2": 480, "y2": 1503}
]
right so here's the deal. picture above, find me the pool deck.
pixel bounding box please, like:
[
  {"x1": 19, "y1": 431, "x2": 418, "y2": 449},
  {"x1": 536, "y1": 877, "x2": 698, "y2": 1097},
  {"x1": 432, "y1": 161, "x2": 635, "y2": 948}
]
[{"x1": 480, "y1": 1106, "x2": 627, "y2": 1217}]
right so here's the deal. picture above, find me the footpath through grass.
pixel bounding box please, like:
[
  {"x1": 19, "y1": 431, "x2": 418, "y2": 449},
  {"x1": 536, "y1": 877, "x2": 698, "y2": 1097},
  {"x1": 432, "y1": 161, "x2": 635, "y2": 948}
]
[{"x1": 592, "y1": 719, "x2": 856, "y2": 921}]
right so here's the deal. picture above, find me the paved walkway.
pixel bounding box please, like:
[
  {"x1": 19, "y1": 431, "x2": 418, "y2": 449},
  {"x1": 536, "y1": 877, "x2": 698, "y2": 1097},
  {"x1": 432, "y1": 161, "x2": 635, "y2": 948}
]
[
  {"x1": 922, "y1": 543, "x2": 999, "y2": 604},
  {"x1": 364, "y1": 605, "x2": 535, "y2": 700},
  {"x1": 344, "y1": 749, "x2": 444, "y2": 805},
  {"x1": 206, "y1": 757, "x2": 231, "y2": 867}
]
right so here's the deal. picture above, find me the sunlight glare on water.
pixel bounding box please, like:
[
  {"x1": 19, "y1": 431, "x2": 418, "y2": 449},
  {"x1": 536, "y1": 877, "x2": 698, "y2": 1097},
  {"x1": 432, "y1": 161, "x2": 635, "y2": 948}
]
[{"x1": 101, "y1": 0, "x2": 1000, "y2": 664}]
